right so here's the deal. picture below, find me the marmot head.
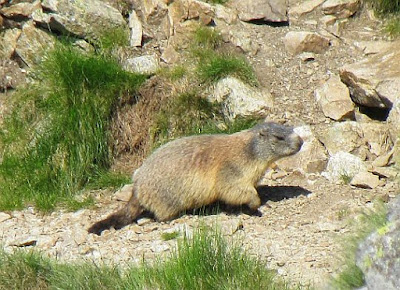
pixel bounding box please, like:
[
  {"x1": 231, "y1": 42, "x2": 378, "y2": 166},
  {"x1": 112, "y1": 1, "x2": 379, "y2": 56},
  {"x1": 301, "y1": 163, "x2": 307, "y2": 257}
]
[{"x1": 248, "y1": 122, "x2": 303, "y2": 161}]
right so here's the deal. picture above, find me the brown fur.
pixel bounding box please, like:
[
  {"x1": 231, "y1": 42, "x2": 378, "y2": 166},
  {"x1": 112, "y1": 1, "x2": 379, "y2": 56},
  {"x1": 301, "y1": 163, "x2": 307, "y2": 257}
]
[{"x1": 88, "y1": 122, "x2": 303, "y2": 235}]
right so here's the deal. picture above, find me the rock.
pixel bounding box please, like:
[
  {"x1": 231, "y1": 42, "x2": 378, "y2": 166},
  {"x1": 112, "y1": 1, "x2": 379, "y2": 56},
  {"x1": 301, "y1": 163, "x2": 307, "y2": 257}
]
[
  {"x1": 322, "y1": 151, "x2": 366, "y2": 183},
  {"x1": 14, "y1": 21, "x2": 55, "y2": 67},
  {"x1": 388, "y1": 100, "x2": 400, "y2": 136},
  {"x1": 372, "y1": 149, "x2": 394, "y2": 167},
  {"x1": 37, "y1": 0, "x2": 126, "y2": 41},
  {"x1": 0, "y1": 28, "x2": 22, "y2": 59},
  {"x1": 161, "y1": 45, "x2": 180, "y2": 64},
  {"x1": 318, "y1": 121, "x2": 364, "y2": 156},
  {"x1": 11, "y1": 237, "x2": 37, "y2": 247},
  {"x1": 315, "y1": 74, "x2": 355, "y2": 120},
  {"x1": 142, "y1": 0, "x2": 169, "y2": 25},
  {"x1": 354, "y1": 40, "x2": 394, "y2": 55},
  {"x1": 137, "y1": 217, "x2": 153, "y2": 226},
  {"x1": 339, "y1": 41, "x2": 400, "y2": 109},
  {"x1": 209, "y1": 76, "x2": 273, "y2": 120},
  {"x1": 0, "y1": 212, "x2": 11, "y2": 223},
  {"x1": 276, "y1": 126, "x2": 328, "y2": 173},
  {"x1": 356, "y1": 197, "x2": 400, "y2": 290},
  {"x1": 129, "y1": 10, "x2": 142, "y2": 47},
  {"x1": 221, "y1": 218, "x2": 244, "y2": 235},
  {"x1": 231, "y1": 0, "x2": 288, "y2": 23},
  {"x1": 350, "y1": 171, "x2": 382, "y2": 188},
  {"x1": 0, "y1": 60, "x2": 26, "y2": 90},
  {"x1": 123, "y1": 55, "x2": 160, "y2": 75},
  {"x1": 114, "y1": 184, "x2": 133, "y2": 202},
  {"x1": 320, "y1": 15, "x2": 337, "y2": 27},
  {"x1": 370, "y1": 167, "x2": 398, "y2": 179},
  {"x1": 0, "y1": 0, "x2": 41, "y2": 19},
  {"x1": 168, "y1": 0, "x2": 214, "y2": 27},
  {"x1": 289, "y1": 0, "x2": 325, "y2": 20},
  {"x1": 359, "y1": 122, "x2": 393, "y2": 158},
  {"x1": 322, "y1": 0, "x2": 361, "y2": 19},
  {"x1": 220, "y1": 22, "x2": 260, "y2": 55},
  {"x1": 283, "y1": 31, "x2": 330, "y2": 55},
  {"x1": 214, "y1": 3, "x2": 238, "y2": 24}
]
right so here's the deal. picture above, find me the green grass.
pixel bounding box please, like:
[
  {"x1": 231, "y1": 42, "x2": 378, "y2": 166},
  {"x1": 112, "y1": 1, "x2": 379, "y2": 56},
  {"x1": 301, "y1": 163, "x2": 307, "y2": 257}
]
[
  {"x1": 0, "y1": 43, "x2": 147, "y2": 211},
  {"x1": 193, "y1": 26, "x2": 223, "y2": 49},
  {"x1": 151, "y1": 91, "x2": 259, "y2": 148},
  {"x1": 329, "y1": 203, "x2": 388, "y2": 289},
  {"x1": 96, "y1": 26, "x2": 130, "y2": 54},
  {"x1": 367, "y1": 0, "x2": 400, "y2": 14},
  {"x1": 0, "y1": 226, "x2": 295, "y2": 290},
  {"x1": 384, "y1": 16, "x2": 400, "y2": 36}
]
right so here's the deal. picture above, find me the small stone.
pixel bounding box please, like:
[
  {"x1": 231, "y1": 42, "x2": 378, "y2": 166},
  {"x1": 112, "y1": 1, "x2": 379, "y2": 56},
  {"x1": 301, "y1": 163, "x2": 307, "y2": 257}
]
[
  {"x1": 277, "y1": 261, "x2": 286, "y2": 267},
  {"x1": 137, "y1": 217, "x2": 153, "y2": 226},
  {"x1": 350, "y1": 172, "x2": 383, "y2": 189},
  {"x1": 0, "y1": 212, "x2": 11, "y2": 223},
  {"x1": 12, "y1": 238, "x2": 37, "y2": 247},
  {"x1": 123, "y1": 55, "x2": 160, "y2": 74},
  {"x1": 114, "y1": 184, "x2": 133, "y2": 202}
]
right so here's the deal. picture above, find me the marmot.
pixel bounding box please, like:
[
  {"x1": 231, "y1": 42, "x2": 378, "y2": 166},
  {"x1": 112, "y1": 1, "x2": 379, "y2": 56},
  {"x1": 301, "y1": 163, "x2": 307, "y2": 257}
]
[{"x1": 88, "y1": 122, "x2": 303, "y2": 235}]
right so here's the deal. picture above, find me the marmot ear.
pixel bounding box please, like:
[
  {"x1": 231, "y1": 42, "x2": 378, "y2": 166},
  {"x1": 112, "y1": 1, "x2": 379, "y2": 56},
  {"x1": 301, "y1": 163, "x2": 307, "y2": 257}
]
[{"x1": 258, "y1": 128, "x2": 268, "y2": 137}]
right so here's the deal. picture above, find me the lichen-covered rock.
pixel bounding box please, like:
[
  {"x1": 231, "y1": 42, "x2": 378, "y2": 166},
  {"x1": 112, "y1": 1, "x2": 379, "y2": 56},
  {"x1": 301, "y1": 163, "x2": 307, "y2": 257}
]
[
  {"x1": 356, "y1": 196, "x2": 400, "y2": 290},
  {"x1": 209, "y1": 76, "x2": 273, "y2": 120},
  {"x1": 322, "y1": 151, "x2": 366, "y2": 183}
]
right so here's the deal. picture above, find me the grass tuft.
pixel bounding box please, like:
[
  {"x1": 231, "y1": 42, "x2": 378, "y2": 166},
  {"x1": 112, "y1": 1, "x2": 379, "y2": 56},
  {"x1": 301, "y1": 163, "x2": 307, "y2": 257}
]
[
  {"x1": 367, "y1": 0, "x2": 400, "y2": 15},
  {"x1": 0, "y1": 226, "x2": 295, "y2": 289},
  {"x1": 0, "y1": 43, "x2": 147, "y2": 211}
]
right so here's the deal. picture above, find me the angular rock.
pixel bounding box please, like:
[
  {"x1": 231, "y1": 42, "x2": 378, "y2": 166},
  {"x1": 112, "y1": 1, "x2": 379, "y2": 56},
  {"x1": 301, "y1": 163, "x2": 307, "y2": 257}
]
[
  {"x1": 350, "y1": 171, "x2": 382, "y2": 188},
  {"x1": 214, "y1": 3, "x2": 238, "y2": 24},
  {"x1": 315, "y1": 74, "x2": 355, "y2": 120},
  {"x1": 289, "y1": 0, "x2": 325, "y2": 20},
  {"x1": 142, "y1": 0, "x2": 169, "y2": 25},
  {"x1": 354, "y1": 40, "x2": 393, "y2": 55},
  {"x1": 37, "y1": 0, "x2": 126, "y2": 41},
  {"x1": 129, "y1": 10, "x2": 142, "y2": 47},
  {"x1": 357, "y1": 201, "x2": 400, "y2": 290},
  {"x1": 320, "y1": 15, "x2": 337, "y2": 27},
  {"x1": 340, "y1": 41, "x2": 400, "y2": 109},
  {"x1": 370, "y1": 167, "x2": 398, "y2": 179},
  {"x1": 123, "y1": 54, "x2": 160, "y2": 74},
  {"x1": 322, "y1": 151, "x2": 366, "y2": 183},
  {"x1": 359, "y1": 122, "x2": 393, "y2": 157},
  {"x1": 322, "y1": 0, "x2": 361, "y2": 19},
  {"x1": 318, "y1": 121, "x2": 364, "y2": 156},
  {"x1": 168, "y1": 0, "x2": 214, "y2": 27},
  {"x1": 0, "y1": 212, "x2": 11, "y2": 223},
  {"x1": 14, "y1": 21, "x2": 55, "y2": 67},
  {"x1": 114, "y1": 184, "x2": 133, "y2": 202},
  {"x1": 209, "y1": 76, "x2": 273, "y2": 120},
  {"x1": 220, "y1": 23, "x2": 260, "y2": 55},
  {"x1": 276, "y1": 126, "x2": 328, "y2": 173},
  {"x1": 283, "y1": 31, "x2": 330, "y2": 55},
  {"x1": 0, "y1": 28, "x2": 21, "y2": 59},
  {"x1": 231, "y1": 0, "x2": 288, "y2": 23},
  {"x1": 0, "y1": 0, "x2": 41, "y2": 20},
  {"x1": 388, "y1": 100, "x2": 400, "y2": 135},
  {"x1": 0, "y1": 60, "x2": 26, "y2": 90},
  {"x1": 161, "y1": 45, "x2": 180, "y2": 64}
]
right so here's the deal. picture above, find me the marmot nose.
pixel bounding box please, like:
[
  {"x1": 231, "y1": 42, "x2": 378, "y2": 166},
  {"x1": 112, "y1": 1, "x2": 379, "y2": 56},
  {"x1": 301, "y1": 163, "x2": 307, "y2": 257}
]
[{"x1": 292, "y1": 134, "x2": 303, "y2": 151}]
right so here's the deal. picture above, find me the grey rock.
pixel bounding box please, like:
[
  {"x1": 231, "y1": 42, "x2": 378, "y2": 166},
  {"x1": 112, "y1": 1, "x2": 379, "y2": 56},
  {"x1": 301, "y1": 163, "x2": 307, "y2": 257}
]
[
  {"x1": 0, "y1": 212, "x2": 11, "y2": 223},
  {"x1": 209, "y1": 76, "x2": 273, "y2": 120},
  {"x1": 231, "y1": 0, "x2": 288, "y2": 23},
  {"x1": 0, "y1": 28, "x2": 22, "y2": 59},
  {"x1": 123, "y1": 55, "x2": 160, "y2": 75},
  {"x1": 38, "y1": 0, "x2": 126, "y2": 41},
  {"x1": 129, "y1": 10, "x2": 142, "y2": 47},
  {"x1": 14, "y1": 21, "x2": 55, "y2": 67},
  {"x1": 289, "y1": 0, "x2": 325, "y2": 20},
  {"x1": 322, "y1": 151, "x2": 366, "y2": 183},
  {"x1": 356, "y1": 197, "x2": 400, "y2": 290},
  {"x1": 114, "y1": 184, "x2": 133, "y2": 202}
]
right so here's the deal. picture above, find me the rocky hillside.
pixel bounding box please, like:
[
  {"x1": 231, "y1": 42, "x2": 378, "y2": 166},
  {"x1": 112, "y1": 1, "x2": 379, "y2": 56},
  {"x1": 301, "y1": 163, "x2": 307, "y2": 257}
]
[{"x1": 1, "y1": 0, "x2": 399, "y2": 288}]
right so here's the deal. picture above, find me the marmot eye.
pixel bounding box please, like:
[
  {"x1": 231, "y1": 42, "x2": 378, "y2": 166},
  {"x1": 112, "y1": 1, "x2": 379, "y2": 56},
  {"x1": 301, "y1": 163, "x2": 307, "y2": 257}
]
[{"x1": 275, "y1": 135, "x2": 285, "y2": 141}]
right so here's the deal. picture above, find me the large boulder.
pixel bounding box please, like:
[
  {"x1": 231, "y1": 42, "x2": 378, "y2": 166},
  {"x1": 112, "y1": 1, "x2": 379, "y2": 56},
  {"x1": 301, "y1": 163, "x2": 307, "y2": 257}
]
[
  {"x1": 322, "y1": 151, "x2": 366, "y2": 183},
  {"x1": 230, "y1": 0, "x2": 288, "y2": 23},
  {"x1": 33, "y1": 0, "x2": 126, "y2": 41},
  {"x1": 356, "y1": 196, "x2": 400, "y2": 290},
  {"x1": 340, "y1": 41, "x2": 400, "y2": 109},
  {"x1": 208, "y1": 76, "x2": 273, "y2": 120}
]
